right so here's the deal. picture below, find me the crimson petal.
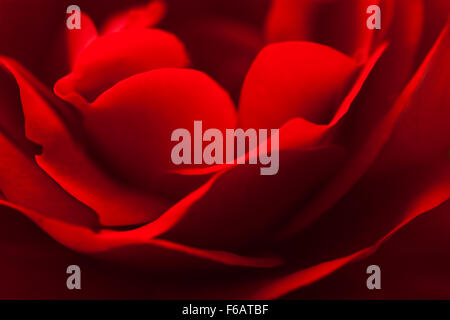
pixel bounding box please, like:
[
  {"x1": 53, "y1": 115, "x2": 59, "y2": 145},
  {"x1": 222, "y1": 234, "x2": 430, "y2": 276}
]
[{"x1": 54, "y1": 28, "x2": 189, "y2": 105}]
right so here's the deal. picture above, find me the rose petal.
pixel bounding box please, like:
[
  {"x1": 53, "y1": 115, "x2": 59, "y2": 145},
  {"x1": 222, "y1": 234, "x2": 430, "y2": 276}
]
[
  {"x1": 295, "y1": 200, "x2": 450, "y2": 299},
  {"x1": 0, "y1": 70, "x2": 41, "y2": 156},
  {"x1": 368, "y1": 24, "x2": 450, "y2": 173},
  {"x1": 256, "y1": 27, "x2": 450, "y2": 300},
  {"x1": 0, "y1": 205, "x2": 94, "y2": 299},
  {"x1": 63, "y1": 12, "x2": 99, "y2": 68},
  {"x1": 277, "y1": 43, "x2": 387, "y2": 150},
  {"x1": 0, "y1": 56, "x2": 170, "y2": 226},
  {"x1": 160, "y1": 145, "x2": 346, "y2": 251},
  {"x1": 165, "y1": 17, "x2": 264, "y2": 103},
  {"x1": 239, "y1": 41, "x2": 359, "y2": 129},
  {"x1": 310, "y1": 201, "x2": 450, "y2": 299},
  {"x1": 160, "y1": 0, "x2": 272, "y2": 102},
  {"x1": 418, "y1": 0, "x2": 450, "y2": 62},
  {"x1": 101, "y1": 0, "x2": 166, "y2": 35},
  {"x1": 85, "y1": 68, "x2": 237, "y2": 197},
  {"x1": 172, "y1": 42, "x2": 385, "y2": 177},
  {"x1": 0, "y1": 204, "x2": 280, "y2": 299},
  {"x1": 44, "y1": 12, "x2": 99, "y2": 87},
  {"x1": 0, "y1": 200, "x2": 282, "y2": 270},
  {"x1": 279, "y1": 22, "x2": 449, "y2": 237},
  {"x1": 265, "y1": 0, "x2": 424, "y2": 97},
  {"x1": 0, "y1": 132, "x2": 97, "y2": 227},
  {"x1": 254, "y1": 169, "x2": 450, "y2": 299},
  {"x1": 265, "y1": 0, "x2": 395, "y2": 60},
  {"x1": 287, "y1": 23, "x2": 449, "y2": 262},
  {"x1": 54, "y1": 28, "x2": 189, "y2": 105}
]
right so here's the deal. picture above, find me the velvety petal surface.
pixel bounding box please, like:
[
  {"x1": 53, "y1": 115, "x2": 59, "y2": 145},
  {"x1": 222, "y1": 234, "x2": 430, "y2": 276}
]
[
  {"x1": 54, "y1": 28, "x2": 189, "y2": 105},
  {"x1": 85, "y1": 68, "x2": 237, "y2": 198}
]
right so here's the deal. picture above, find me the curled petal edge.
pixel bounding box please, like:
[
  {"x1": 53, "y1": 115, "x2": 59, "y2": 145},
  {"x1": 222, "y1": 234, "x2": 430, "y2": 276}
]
[{"x1": 0, "y1": 198, "x2": 282, "y2": 269}]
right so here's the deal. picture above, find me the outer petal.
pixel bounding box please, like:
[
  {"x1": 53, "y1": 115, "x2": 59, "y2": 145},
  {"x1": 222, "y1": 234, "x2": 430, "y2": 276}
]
[
  {"x1": 281, "y1": 23, "x2": 450, "y2": 237},
  {"x1": 0, "y1": 131, "x2": 97, "y2": 227},
  {"x1": 418, "y1": 0, "x2": 450, "y2": 61},
  {"x1": 0, "y1": 205, "x2": 94, "y2": 299},
  {"x1": 64, "y1": 13, "x2": 99, "y2": 67},
  {"x1": 249, "y1": 23, "x2": 450, "y2": 299},
  {"x1": 0, "y1": 70, "x2": 40, "y2": 156},
  {"x1": 160, "y1": 145, "x2": 346, "y2": 251},
  {"x1": 254, "y1": 173, "x2": 449, "y2": 299},
  {"x1": 0, "y1": 56, "x2": 169, "y2": 226},
  {"x1": 0, "y1": 204, "x2": 279, "y2": 299},
  {"x1": 0, "y1": 200, "x2": 282, "y2": 270},
  {"x1": 284, "y1": 201, "x2": 450, "y2": 299}
]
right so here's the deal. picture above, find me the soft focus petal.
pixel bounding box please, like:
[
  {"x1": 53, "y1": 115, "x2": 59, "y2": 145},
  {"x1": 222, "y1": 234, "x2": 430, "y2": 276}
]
[
  {"x1": 173, "y1": 43, "x2": 385, "y2": 176},
  {"x1": 265, "y1": 0, "x2": 423, "y2": 96},
  {"x1": 161, "y1": 0, "x2": 271, "y2": 102},
  {"x1": 239, "y1": 41, "x2": 359, "y2": 128},
  {"x1": 0, "y1": 200, "x2": 282, "y2": 270},
  {"x1": 62, "y1": 12, "x2": 98, "y2": 69},
  {"x1": 54, "y1": 28, "x2": 189, "y2": 105},
  {"x1": 284, "y1": 201, "x2": 450, "y2": 299},
  {"x1": 0, "y1": 70, "x2": 40, "y2": 156},
  {"x1": 165, "y1": 17, "x2": 264, "y2": 103},
  {"x1": 161, "y1": 145, "x2": 346, "y2": 251},
  {"x1": 45, "y1": 12, "x2": 99, "y2": 85},
  {"x1": 254, "y1": 172, "x2": 449, "y2": 299},
  {"x1": 418, "y1": 0, "x2": 450, "y2": 61},
  {"x1": 101, "y1": 0, "x2": 166, "y2": 34},
  {"x1": 0, "y1": 56, "x2": 170, "y2": 226},
  {"x1": 251, "y1": 25, "x2": 450, "y2": 299},
  {"x1": 368, "y1": 24, "x2": 450, "y2": 172},
  {"x1": 0, "y1": 131, "x2": 97, "y2": 227},
  {"x1": 280, "y1": 23, "x2": 449, "y2": 237},
  {"x1": 85, "y1": 68, "x2": 237, "y2": 197},
  {"x1": 0, "y1": 205, "x2": 95, "y2": 299},
  {"x1": 266, "y1": 0, "x2": 396, "y2": 59},
  {"x1": 0, "y1": 204, "x2": 279, "y2": 299}
]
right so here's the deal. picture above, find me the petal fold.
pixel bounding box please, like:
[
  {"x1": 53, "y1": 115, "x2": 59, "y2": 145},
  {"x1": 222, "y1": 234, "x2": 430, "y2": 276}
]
[{"x1": 54, "y1": 28, "x2": 189, "y2": 105}]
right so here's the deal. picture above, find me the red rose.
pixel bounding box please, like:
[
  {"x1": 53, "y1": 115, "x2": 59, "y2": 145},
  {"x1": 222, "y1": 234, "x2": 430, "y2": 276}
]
[{"x1": 0, "y1": 0, "x2": 448, "y2": 299}]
